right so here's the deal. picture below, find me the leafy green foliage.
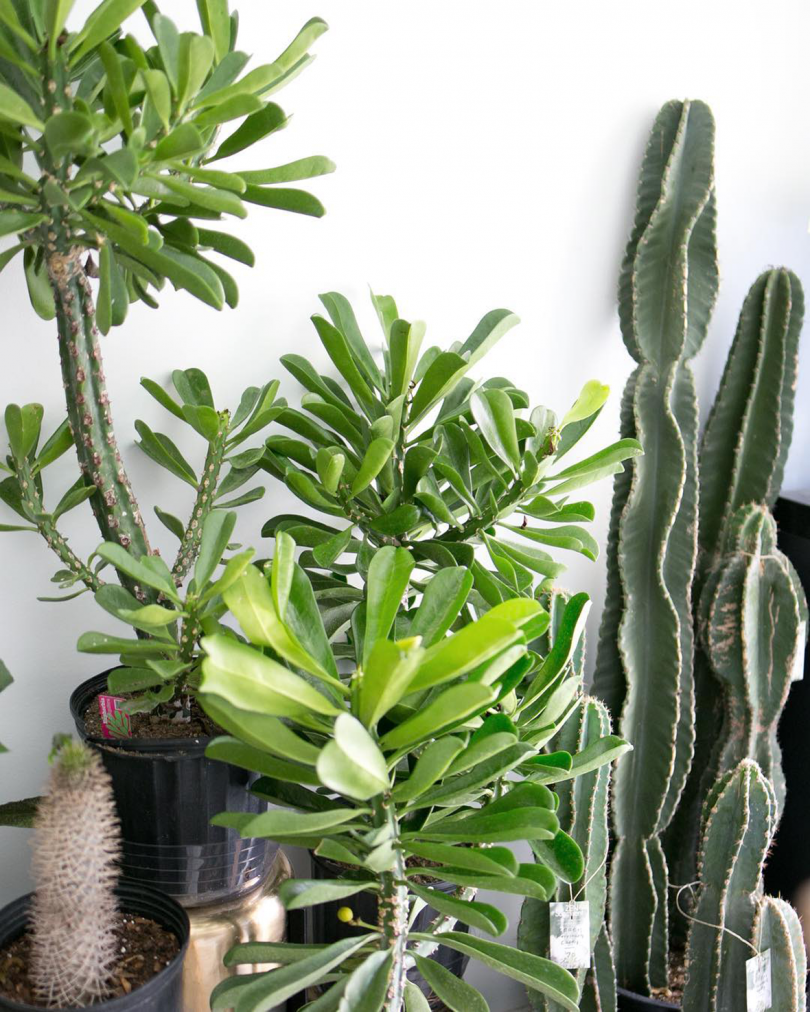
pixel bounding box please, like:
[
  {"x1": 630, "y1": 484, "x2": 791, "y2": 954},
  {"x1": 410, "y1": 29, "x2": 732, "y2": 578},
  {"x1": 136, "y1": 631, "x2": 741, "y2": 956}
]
[
  {"x1": 261, "y1": 292, "x2": 641, "y2": 643},
  {"x1": 0, "y1": 0, "x2": 335, "y2": 314},
  {"x1": 201, "y1": 535, "x2": 632, "y2": 1010}
]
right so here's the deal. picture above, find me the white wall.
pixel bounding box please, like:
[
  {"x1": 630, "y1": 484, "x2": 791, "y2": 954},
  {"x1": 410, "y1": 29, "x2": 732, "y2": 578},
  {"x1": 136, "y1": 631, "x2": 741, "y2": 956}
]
[{"x1": 2, "y1": 2, "x2": 810, "y2": 1007}]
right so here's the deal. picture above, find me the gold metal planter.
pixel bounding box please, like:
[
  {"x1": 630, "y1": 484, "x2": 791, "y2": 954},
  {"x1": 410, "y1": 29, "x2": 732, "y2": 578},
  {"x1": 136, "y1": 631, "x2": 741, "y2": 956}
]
[{"x1": 182, "y1": 848, "x2": 292, "y2": 1011}]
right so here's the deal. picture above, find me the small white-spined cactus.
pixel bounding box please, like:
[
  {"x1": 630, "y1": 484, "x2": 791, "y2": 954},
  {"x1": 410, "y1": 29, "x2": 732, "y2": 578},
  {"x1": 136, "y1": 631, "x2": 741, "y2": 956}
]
[{"x1": 29, "y1": 740, "x2": 121, "y2": 1008}]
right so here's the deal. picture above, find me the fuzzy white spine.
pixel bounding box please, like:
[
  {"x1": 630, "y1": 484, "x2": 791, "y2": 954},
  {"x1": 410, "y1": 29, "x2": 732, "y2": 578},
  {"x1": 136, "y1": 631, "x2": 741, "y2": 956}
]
[{"x1": 29, "y1": 742, "x2": 121, "y2": 1008}]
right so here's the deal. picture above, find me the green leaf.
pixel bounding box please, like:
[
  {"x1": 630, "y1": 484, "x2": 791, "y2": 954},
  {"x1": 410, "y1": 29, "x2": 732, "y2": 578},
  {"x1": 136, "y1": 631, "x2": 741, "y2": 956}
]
[
  {"x1": 200, "y1": 633, "x2": 341, "y2": 720},
  {"x1": 279, "y1": 878, "x2": 376, "y2": 912},
  {"x1": 52, "y1": 481, "x2": 95, "y2": 521},
  {"x1": 409, "y1": 614, "x2": 528, "y2": 693},
  {"x1": 47, "y1": 0, "x2": 76, "y2": 59},
  {"x1": 142, "y1": 67, "x2": 171, "y2": 129},
  {"x1": 410, "y1": 568, "x2": 473, "y2": 647},
  {"x1": 0, "y1": 210, "x2": 46, "y2": 240},
  {"x1": 154, "y1": 123, "x2": 205, "y2": 161},
  {"x1": 222, "y1": 565, "x2": 336, "y2": 685},
  {"x1": 531, "y1": 830, "x2": 585, "y2": 885},
  {"x1": 95, "y1": 542, "x2": 179, "y2": 600},
  {"x1": 312, "y1": 524, "x2": 353, "y2": 569},
  {"x1": 410, "y1": 883, "x2": 507, "y2": 936},
  {"x1": 471, "y1": 388, "x2": 520, "y2": 475},
  {"x1": 548, "y1": 437, "x2": 642, "y2": 481},
  {"x1": 521, "y1": 592, "x2": 590, "y2": 712},
  {"x1": 380, "y1": 682, "x2": 496, "y2": 752},
  {"x1": 194, "y1": 510, "x2": 236, "y2": 589},
  {"x1": 134, "y1": 420, "x2": 197, "y2": 486},
  {"x1": 390, "y1": 736, "x2": 465, "y2": 803},
  {"x1": 315, "y1": 447, "x2": 345, "y2": 495},
  {"x1": 368, "y1": 505, "x2": 421, "y2": 537},
  {"x1": 316, "y1": 713, "x2": 390, "y2": 801},
  {"x1": 197, "y1": 227, "x2": 255, "y2": 265},
  {"x1": 199, "y1": 698, "x2": 319, "y2": 765},
  {"x1": 350, "y1": 438, "x2": 393, "y2": 497},
  {"x1": 196, "y1": 0, "x2": 230, "y2": 63},
  {"x1": 69, "y1": 0, "x2": 147, "y2": 64},
  {"x1": 219, "y1": 807, "x2": 365, "y2": 841},
  {"x1": 99, "y1": 40, "x2": 133, "y2": 134},
  {"x1": 339, "y1": 948, "x2": 392, "y2": 1012},
  {"x1": 411, "y1": 933, "x2": 579, "y2": 1011},
  {"x1": 209, "y1": 101, "x2": 287, "y2": 161},
  {"x1": 0, "y1": 83, "x2": 43, "y2": 129},
  {"x1": 205, "y1": 735, "x2": 320, "y2": 786},
  {"x1": 77, "y1": 631, "x2": 176, "y2": 656},
  {"x1": 413, "y1": 956, "x2": 490, "y2": 1012},
  {"x1": 404, "y1": 805, "x2": 558, "y2": 844},
  {"x1": 0, "y1": 796, "x2": 39, "y2": 827},
  {"x1": 560, "y1": 379, "x2": 610, "y2": 429},
  {"x1": 409, "y1": 352, "x2": 468, "y2": 427},
  {"x1": 358, "y1": 637, "x2": 423, "y2": 727},
  {"x1": 4, "y1": 403, "x2": 42, "y2": 461},
  {"x1": 224, "y1": 942, "x2": 327, "y2": 967},
  {"x1": 402, "y1": 841, "x2": 518, "y2": 877},
  {"x1": 209, "y1": 934, "x2": 376, "y2": 1011},
  {"x1": 22, "y1": 248, "x2": 55, "y2": 320},
  {"x1": 242, "y1": 184, "x2": 325, "y2": 217},
  {"x1": 500, "y1": 522, "x2": 599, "y2": 561},
  {"x1": 240, "y1": 156, "x2": 335, "y2": 185},
  {"x1": 162, "y1": 177, "x2": 246, "y2": 218},
  {"x1": 363, "y1": 546, "x2": 414, "y2": 665},
  {"x1": 107, "y1": 667, "x2": 165, "y2": 692},
  {"x1": 0, "y1": 243, "x2": 24, "y2": 272}
]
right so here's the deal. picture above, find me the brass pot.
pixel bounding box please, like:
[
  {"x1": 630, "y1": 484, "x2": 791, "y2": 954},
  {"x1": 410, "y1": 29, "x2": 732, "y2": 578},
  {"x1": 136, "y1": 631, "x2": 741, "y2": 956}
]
[{"x1": 182, "y1": 848, "x2": 291, "y2": 1011}]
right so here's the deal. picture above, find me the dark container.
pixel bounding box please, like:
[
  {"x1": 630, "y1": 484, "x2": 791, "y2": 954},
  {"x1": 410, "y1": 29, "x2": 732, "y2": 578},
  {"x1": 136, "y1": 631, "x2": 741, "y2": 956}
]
[
  {"x1": 617, "y1": 988, "x2": 680, "y2": 1010},
  {"x1": 303, "y1": 852, "x2": 470, "y2": 999},
  {"x1": 765, "y1": 496, "x2": 810, "y2": 904},
  {"x1": 0, "y1": 881, "x2": 189, "y2": 1011},
  {"x1": 71, "y1": 673, "x2": 276, "y2": 908}
]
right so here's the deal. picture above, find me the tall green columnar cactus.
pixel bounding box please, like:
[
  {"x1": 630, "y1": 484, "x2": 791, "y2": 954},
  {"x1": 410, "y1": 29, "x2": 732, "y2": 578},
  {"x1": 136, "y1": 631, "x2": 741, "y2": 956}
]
[
  {"x1": 698, "y1": 504, "x2": 807, "y2": 810},
  {"x1": 518, "y1": 696, "x2": 616, "y2": 1012},
  {"x1": 595, "y1": 100, "x2": 718, "y2": 995},
  {"x1": 681, "y1": 760, "x2": 806, "y2": 1012},
  {"x1": 666, "y1": 267, "x2": 805, "y2": 902}
]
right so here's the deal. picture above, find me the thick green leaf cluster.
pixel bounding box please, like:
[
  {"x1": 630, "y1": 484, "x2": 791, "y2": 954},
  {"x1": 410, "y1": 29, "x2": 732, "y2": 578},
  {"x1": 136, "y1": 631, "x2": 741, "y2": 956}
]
[
  {"x1": 0, "y1": 0, "x2": 334, "y2": 320},
  {"x1": 260, "y1": 291, "x2": 641, "y2": 631},
  {"x1": 197, "y1": 534, "x2": 632, "y2": 1011}
]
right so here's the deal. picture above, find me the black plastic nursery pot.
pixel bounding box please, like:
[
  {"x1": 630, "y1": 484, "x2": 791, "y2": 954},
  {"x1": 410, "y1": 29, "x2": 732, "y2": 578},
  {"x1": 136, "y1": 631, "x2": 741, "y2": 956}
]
[
  {"x1": 764, "y1": 496, "x2": 810, "y2": 906},
  {"x1": 0, "y1": 881, "x2": 189, "y2": 1011},
  {"x1": 303, "y1": 852, "x2": 470, "y2": 999},
  {"x1": 616, "y1": 987, "x2": 680, "y2": 1010},
  {"x1": 71, "y1": 672, "x2": 276, "y2": 908}
]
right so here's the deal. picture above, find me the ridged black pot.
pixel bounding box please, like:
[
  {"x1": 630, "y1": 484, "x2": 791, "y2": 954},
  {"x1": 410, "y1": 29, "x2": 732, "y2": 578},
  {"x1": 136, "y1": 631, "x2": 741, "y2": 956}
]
[
  {"x1": 765, "y1": 496, "x2": 810, "y2": 905},
  {"x1": 0, "y1": 882, "x2": 189, "y2": 1011},
  {"x1": 71, "y1": 673, "x2": 276, "y2": 908},
  {"x1": 617, "y1": 988, "x2": 680, "y2": 1010},
  {"x1": 303, "y1": 852, "x2": 470, "y2": 1000}
]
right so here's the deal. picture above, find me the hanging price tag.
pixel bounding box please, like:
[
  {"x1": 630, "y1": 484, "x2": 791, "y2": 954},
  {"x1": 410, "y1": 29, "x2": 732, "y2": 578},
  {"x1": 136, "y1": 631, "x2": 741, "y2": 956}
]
[
  {"x1": 792, "y1": 621, "x2": 806, "y2": 682},
  {"x1": 549, "y1": 901, "x2": 590, "y2": 969},
  {"x1": 98, "y1": 694, "x2": 132, "y2": 739},
  {"x1": 746, "y1": 949, "x2": 771, "y2": 1012}
]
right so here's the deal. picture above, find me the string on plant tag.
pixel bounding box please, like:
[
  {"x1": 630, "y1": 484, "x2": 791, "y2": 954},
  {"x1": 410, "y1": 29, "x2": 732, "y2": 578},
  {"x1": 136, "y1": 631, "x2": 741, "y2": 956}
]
[{"x1": 671, "y1": 881, "x2": 759, "y2": 956}]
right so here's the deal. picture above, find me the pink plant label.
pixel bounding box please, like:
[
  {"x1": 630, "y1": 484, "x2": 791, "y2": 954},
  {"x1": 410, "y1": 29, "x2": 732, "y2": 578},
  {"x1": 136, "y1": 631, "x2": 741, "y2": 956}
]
[{"x1": 98, "y1": 695, "x2": 132, "y2": 739}]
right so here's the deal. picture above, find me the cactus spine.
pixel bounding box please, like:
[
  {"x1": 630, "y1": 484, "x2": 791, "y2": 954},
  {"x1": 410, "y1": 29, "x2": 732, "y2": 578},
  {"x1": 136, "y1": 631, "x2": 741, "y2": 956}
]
[
  {"x1": 597, "y1": 99, "x2": 717, "y2": 994},
  {"x1": 29, "y1": 740, "x2": 121, "y2": 1008},
  {"x1": 680, "y1": 760, "x2": 806, "y2": 1012},
  {"x1": 519, "y1": 696, "x2": 616, "y2": 1011}
]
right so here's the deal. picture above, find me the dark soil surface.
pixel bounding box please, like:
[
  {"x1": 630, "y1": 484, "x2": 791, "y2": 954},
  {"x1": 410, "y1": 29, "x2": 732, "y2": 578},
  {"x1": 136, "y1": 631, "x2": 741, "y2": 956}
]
[
  {"x1": 0, "y1": 912, "x2": 179, "y2": 1007},
  {"x1": 83, "y1": 694, "x2": 219, "y2": 741}
]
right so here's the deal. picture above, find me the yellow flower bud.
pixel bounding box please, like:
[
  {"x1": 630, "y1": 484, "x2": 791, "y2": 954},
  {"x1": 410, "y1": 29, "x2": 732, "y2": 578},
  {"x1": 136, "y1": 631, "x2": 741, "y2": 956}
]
[{"x1": 337, "y1": 906, "x2": 354, "y2": 924}]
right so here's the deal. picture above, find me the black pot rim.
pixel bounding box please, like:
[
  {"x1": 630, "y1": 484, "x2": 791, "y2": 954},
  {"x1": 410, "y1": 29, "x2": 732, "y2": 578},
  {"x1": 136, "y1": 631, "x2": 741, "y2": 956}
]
[
  {"x1": 0, "y1": 881, "x2": 190, "y2": 1011},
  {"x1": 71, "y1": 671, "x2": 215, "y2": 757},
  {"x1": 616, "y1": 986, "x2": 681, "y2": 1009}
]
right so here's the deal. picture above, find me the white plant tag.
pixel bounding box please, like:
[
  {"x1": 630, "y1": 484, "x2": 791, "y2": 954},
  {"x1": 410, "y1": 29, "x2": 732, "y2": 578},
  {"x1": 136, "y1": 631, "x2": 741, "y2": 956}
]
[
  {"x1": 746, "y1": 949, "x2": 772, "y2": 1012},
  {"x1": 549, "y1": 901, "x2": 590, "y2": 969},
  {"x1": 791, "y1": 621, "x2": 806, "y2": 681}
]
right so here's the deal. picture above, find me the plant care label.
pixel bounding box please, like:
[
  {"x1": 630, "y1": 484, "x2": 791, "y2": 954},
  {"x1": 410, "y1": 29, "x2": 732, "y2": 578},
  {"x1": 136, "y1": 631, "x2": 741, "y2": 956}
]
[
  {"x1": 549, "y1": 901, "x2": 590, "y2": 969},
  {"x1": 746, "y1": 949, "x2": 772, "y2": 1012},
  {"x1": 98, "y1": 694, "x2": 132, "y2": 739},
  {"x1": 791, "y1": 621, "x2": 806, "y2": 681}
]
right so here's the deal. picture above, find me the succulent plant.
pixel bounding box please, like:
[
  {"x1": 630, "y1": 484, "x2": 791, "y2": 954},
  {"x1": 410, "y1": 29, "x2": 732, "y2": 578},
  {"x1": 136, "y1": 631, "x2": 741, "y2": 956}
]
[
  {"x1": 681, "y1": 760, "x2": 806, "y2": 1012},
  {"x1": 0, "y1": 0, "x2": 333, "y2": 597},
  {"x1": 592, "y1": 96, "x2": 806, "y2": 998},
  {"x1": 258, "y1": 291, "x2": 641, "y2": 645},
  {"x1": 194, "y1": 534, "x2": 631, "y2": 1011},
  {"x1": 28, "y1": 738, "x2": 121, "y2": 1008}
]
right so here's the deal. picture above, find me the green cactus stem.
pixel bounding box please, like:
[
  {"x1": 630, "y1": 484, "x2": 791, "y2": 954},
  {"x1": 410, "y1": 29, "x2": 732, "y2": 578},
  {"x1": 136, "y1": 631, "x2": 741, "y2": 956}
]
[
  {"x1": 752, "y1": 896, "x2": 807, "y2": 1012},
  {"x1": 604, "y1": 99, "x2": 718, "y2": 995},
  {"x1": 681, "y1": 760, "x2": 776, "y2": 1012},
  {"x1": 172, "y1": 415, "x2": 230, "y2": 585},
  {"x1": 698, "y1": 504, "x2": 807, "y2": 811}
]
